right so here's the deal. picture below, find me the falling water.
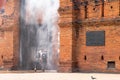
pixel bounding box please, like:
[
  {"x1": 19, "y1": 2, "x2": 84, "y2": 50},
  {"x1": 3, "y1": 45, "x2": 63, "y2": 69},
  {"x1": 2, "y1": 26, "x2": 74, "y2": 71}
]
[{"x1": 20, "y1": 0, "x2": 60, "y2": 70}]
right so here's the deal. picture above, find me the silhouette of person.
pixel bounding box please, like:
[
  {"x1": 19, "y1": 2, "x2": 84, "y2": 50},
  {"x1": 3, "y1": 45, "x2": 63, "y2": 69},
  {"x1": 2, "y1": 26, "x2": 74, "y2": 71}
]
[
  {"x1": 34, "y1": 50, "x2": 42, "y2": 72},
  {"x1": 41, "y1": 50, "x2": 47, "y2": 72}
]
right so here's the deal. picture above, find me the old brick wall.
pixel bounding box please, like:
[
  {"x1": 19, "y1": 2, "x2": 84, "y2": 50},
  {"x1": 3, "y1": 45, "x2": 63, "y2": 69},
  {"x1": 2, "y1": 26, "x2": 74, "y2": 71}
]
[
  {"x1": 73, "y1": 0, "x2": 120, "y2": 72},
  {"x1": 77, "y1": 24, "x2": 120, "y2": 72},
  {"x1": 0, "y1": 0, "x2": 19, "y2": 69},
  {"x1": 104, "y1": 0, "x2": 119, "y2": 18},
  {"x1": 59, "y1": 0, "x2": 120, "y2": 72},
  {"x1": 0, "y1": 0, "x2": 120, "y2": 73},
  {"x1": 59, "y1": 0, "x2": 73, "y2": 72}
]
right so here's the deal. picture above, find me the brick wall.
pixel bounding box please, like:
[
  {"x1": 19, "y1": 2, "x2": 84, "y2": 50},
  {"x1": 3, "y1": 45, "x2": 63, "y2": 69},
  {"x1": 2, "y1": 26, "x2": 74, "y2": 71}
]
[
  {"x1": 0, "y1": 0, "x2": 4, "y2": 9},
  {"x1": 104, "y1": 0, "x2": 119, "y2": 18},
  {"x1": 59, "y1": 0, "x2": 120, "y2": 72},
  {"x1": 58, "y1": 0, "x2": 73, "y2": 72},
  {"x1": 72, "y1": 0, "x2": 120, "y2": 72},
  {"x1": 0, "y1": 0, "x2": 19, "y2": 70},
  {"x1": 0, "y1": 0, "x2": 120, "y2": 73},
  {"x1": 76, "y1": 24, "x2": 120, "y2": 72}
]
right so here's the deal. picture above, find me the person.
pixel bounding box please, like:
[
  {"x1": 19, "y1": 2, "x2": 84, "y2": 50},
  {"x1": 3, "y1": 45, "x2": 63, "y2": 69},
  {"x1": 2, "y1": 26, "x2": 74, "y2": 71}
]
[
  {"x1": 41, "y1": 50, "x2": 47, "y2": 72},
  {"x1": 34, "y1": 50, "x2": 42, "y2": 72}
]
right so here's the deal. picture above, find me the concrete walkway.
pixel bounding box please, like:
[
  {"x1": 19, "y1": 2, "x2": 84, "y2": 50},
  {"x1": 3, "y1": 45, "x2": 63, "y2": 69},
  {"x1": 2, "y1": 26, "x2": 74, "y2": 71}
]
[{"x1": 0, "y1": 72, "x2": 119, "y2": 80}]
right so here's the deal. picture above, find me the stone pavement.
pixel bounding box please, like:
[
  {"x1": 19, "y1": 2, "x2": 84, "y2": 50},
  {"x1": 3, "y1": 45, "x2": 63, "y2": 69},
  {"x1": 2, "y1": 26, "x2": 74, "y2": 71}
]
[{"x1": 0, "y1": 72, "x2": 120, "y2": 80}]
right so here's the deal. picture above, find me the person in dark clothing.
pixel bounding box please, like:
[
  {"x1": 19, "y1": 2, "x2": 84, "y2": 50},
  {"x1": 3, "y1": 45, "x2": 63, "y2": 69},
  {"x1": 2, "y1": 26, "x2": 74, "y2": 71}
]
[
  {"x1": 41, "y1": 51, "x2": 47, "y2": 72},
  {"x1": 34, "y1": 50, "x2": 41, "y2": 72}
]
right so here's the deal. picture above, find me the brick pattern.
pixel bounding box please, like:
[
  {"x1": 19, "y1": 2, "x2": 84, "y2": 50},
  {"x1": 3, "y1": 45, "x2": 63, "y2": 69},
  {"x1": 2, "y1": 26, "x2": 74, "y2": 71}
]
[
  {"x1": 104, "y1": 0, "x2": 119, "y2": 18},
  {"x1": 59, "y1": 0, "x2": 73, "y2": 72},
  {"x1": 59, "y1": 0, "x2": 120, "y2": 72},
  {"x1": 59, "y1": 24, "x2": 73, "y2": 72},
  {"x1": 0, "y1": 0, "x2": 120, "y2": 73},
  {"x1": 0, "y1": 0, "x2": 19, "y2": 70},
  {"x1": 77, "y1": 25, "x2": 120, "y2": 72},
  {"x1": 0, "y1": 0, "x2": 6, "y2": 9}
]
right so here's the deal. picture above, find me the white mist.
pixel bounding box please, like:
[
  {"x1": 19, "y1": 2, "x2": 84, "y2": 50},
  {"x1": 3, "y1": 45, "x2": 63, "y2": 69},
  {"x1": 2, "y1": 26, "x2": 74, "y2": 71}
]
[{"x1": 20, "y1": 0, "x2": 60, "y2": 70}]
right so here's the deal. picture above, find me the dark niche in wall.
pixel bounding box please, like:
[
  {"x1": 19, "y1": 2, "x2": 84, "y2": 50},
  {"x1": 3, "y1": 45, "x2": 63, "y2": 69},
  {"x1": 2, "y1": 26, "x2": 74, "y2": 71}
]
[
  {"x1": 86, "y1": 31, "x2": 105, "y2": 46},
  {"x1": 107, "y1": 61, "x2": 115, "y2": 69}
]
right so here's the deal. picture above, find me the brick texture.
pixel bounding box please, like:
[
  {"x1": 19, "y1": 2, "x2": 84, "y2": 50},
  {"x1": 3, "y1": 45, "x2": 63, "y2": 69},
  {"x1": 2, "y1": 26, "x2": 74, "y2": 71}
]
[
  {"x1": 0, "y1": 0, "x2": 19, "y2": 70},
  {"x1": 59, "y1": 0, "x2": 120, "y2": 72},
  {"x1": 1, "y1": 0, "x2": 120, "y2": 73}
]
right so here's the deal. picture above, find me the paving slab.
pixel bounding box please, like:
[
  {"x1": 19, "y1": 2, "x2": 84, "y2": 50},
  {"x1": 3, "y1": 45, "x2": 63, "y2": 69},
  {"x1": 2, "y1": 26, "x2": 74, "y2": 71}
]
[{"x1": 0, "y1": 73, "x2": 119, "y2": 80}]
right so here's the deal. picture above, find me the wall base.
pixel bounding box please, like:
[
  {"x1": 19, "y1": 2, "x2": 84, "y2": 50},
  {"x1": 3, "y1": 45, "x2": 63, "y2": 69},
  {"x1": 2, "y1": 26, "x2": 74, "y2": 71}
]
[{"x1": 58, "y1": 61, "x2": 72, "y2": 72}]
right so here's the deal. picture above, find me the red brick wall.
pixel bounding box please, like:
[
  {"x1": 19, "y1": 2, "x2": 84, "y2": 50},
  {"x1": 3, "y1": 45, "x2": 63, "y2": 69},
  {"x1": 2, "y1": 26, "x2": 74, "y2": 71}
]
[
  {"x1": 0, "y1": 0, "x2": 120, "y2": 73},
  {"x1": 0, "y1": 0, "x2": 19, "y2": 69},
  {"x1": 87, "y1": 1, "x2": 102, "y2": 19},
  {"x1": 59, "y1": 24, "x2": 73, "y2": 72},
  {"x1": 76, "y1": 25, "x2": 120, "y2": 72},
  {"x1": 72, "y1": 0, "x2": 120, "y2": 72},
  {"x1": 104, "y1": 0, "x2": 119, "y2": 18},
  {"x1": 59, "y1": 0, "x2": 120, "y2": 72},
  {"x1": 59, "y1": 0, "x2": 73, "y2": 72},
  {"x1": 0, "y1": 0, "x2": 5, "y2": 9}
]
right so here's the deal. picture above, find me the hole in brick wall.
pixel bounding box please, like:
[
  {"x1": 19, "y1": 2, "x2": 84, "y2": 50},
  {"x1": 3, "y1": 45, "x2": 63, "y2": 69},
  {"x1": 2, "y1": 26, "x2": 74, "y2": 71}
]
[
  {"x1": 93, "y1": 7, "x2": 98, "y2": 12},
  {"x1": 107, "y1": 61, "x2": 115, "y2": 69},
  {"x1": 1, "y1": 55, "x2": 3, "y2": 60},
  {"x1": 110, "y1": 6, "x2": 113, "y2": 9},
  {"x1": 119, "y1": 56, "x2": 120, "y2": 60},
  {"x1": 93, "y1": 7, "x2": 96, "y2": 11},
  {"x1": 84, "y1": 55, "x2": 87, "y2": 60},
  {"x1": 101, "y1": 55, "x2": 104, "y2": 60},
  {"x1": 85, "y1": 5, "x2": 87, "y2": 18}
]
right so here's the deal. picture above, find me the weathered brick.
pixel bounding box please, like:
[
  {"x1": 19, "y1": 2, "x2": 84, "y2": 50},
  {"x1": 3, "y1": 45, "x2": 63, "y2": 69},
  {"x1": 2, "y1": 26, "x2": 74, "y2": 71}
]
[{"x1": 1, "y1": 0, "x2": 120, "y2": 73}]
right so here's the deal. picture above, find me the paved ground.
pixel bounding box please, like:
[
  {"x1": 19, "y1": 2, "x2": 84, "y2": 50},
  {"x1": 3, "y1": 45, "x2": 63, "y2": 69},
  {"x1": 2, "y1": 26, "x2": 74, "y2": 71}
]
[{"x1": 0, "y1": 72, "x2": 120, "y2": 80}]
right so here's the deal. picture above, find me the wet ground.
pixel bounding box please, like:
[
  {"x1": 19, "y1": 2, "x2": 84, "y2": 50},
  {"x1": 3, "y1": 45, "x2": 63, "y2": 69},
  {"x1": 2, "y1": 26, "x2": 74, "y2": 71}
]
[{"x1": 0, "y1": 71, "x2": 120, "y2": 80}]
